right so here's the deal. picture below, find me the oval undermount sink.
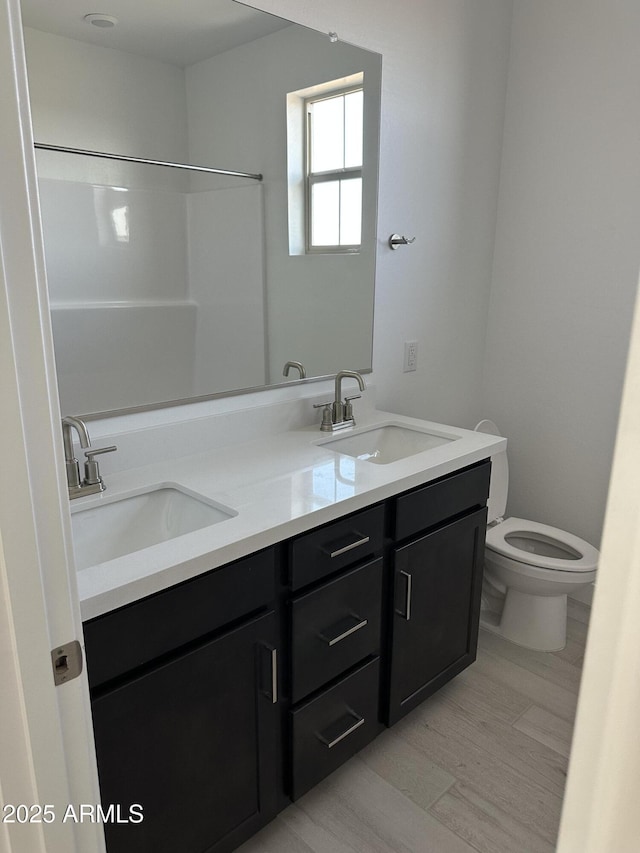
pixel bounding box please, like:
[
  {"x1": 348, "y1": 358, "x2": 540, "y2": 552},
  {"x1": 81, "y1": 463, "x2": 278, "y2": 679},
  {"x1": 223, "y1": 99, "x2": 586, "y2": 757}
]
[
  {"x1": 320, "y1": 424, "x2": 458, "y2": 464},
  {"x1": 71, "y1": 484, "x2": 237, "y2": 570}
]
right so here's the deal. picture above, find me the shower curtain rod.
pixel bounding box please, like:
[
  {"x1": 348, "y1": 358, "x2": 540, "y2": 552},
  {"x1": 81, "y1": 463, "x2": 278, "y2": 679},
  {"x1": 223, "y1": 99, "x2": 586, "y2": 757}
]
[{"x1": 34, "y1": 142, "x2": 263, "y2": 181}]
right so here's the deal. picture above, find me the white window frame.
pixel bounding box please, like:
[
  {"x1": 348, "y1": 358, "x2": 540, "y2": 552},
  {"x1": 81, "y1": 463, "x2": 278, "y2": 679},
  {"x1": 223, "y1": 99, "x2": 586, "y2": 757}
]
[
  {"x1": 286, "y1": 72, "x2": 364, "y2": 258},
  {"x1": 304, "y1": 84, "x2": 364, "y2": 254}
]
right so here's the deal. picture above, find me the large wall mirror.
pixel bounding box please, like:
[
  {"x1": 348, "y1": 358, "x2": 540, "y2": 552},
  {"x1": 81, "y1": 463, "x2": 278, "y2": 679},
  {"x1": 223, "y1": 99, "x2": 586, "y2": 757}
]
[{"x1": 20, "y1": 0, "x2": 381, "y2": 418}]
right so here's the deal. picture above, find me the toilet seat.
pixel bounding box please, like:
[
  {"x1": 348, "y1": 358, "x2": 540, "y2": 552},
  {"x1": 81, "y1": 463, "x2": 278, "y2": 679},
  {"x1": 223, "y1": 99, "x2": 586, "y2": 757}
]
[{"x1": 486, "y1": 517, "x2": 598, "y2": 573}]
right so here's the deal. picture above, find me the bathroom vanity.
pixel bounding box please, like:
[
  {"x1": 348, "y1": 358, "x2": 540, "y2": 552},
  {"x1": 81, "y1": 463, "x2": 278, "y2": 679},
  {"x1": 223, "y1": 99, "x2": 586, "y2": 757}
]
[{"x1": 75, "y1": 412, "x2": 501, "y2": 853}]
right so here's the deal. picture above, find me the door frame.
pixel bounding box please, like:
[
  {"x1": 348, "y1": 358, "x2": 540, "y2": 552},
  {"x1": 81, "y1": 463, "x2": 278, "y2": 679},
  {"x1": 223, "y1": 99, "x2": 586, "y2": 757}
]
[{"x1": 0, "y1": 1, "x2": 104, "y2": 850}]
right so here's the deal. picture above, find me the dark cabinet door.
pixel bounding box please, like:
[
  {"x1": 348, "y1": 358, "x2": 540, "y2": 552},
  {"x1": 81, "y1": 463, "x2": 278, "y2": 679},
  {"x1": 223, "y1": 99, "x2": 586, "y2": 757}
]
[
  {"x1": 387, "y1": 508, "x2": 487, "y2": 725},
  {"x1": 91, "y1": 610, "x2": 280, "y2": 853}
]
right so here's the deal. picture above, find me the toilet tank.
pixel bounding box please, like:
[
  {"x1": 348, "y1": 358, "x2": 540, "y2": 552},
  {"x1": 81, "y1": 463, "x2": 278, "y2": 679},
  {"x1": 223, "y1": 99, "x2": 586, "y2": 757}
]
[{"x1": 474, "y1": 420, "x2": 508, "y2": 523}]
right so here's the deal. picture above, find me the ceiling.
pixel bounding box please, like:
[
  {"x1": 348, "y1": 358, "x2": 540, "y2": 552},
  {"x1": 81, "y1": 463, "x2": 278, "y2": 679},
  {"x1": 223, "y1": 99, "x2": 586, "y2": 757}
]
[{"x1": 19, "y1": 0, "x2": 292, "y2": 67}]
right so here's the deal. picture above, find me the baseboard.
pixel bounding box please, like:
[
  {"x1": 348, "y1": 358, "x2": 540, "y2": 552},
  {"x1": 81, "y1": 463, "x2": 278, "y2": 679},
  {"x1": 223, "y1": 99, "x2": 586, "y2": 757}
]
[{"x1": 569, "y1": 583, "x2": 594, "y2": 607}]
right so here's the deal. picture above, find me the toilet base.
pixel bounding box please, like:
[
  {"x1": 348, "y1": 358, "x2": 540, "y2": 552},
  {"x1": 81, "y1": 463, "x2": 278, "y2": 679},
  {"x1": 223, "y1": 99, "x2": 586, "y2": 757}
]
[{"x1": 480, "y1": 588, "x2": 567, "y2": 651}]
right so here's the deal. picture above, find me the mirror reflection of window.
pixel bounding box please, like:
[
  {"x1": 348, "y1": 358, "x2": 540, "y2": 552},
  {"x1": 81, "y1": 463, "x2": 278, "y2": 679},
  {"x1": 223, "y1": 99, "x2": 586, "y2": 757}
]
[
  {"x1": 111, "y1": 205, "x2": 130, "y2": 243},
  {"x1": 306, "y1": 86, "x2": 363, "y2": 252},
  {"x1": 93, "y1": 186, "x2": 130, "y2": 247}
]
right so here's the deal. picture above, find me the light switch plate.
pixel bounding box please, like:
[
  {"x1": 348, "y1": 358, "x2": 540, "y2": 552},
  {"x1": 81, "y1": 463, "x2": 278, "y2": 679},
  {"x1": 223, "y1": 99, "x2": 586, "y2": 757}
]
[{"x1": 403, "y1": 340, "x2": 418, "y2": 372}]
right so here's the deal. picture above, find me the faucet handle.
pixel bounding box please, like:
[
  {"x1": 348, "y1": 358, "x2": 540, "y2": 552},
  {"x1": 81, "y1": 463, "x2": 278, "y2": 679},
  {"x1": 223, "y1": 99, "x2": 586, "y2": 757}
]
[
  {"x1": 85, "y1": 445, "x2": 117, "y2": 459},
  {"x1": 83, "y1": 445, "x2": 117, "y2": 487},
  {"x1": 313, "y1": 401, "x2": 334, "y2": 432},
  {"x1": 343, "y1": 395, "x2": 361, "y2": 421}
]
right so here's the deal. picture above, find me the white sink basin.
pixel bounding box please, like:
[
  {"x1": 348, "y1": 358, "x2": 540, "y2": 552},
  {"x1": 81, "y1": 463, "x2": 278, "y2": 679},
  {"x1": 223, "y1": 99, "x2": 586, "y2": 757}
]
[
  {"x1": 321, "y1": 424, "x2": 457, "y2": 464},
  {"x1": 71, "y1": 485, "x2": 237, "y2": 569}
]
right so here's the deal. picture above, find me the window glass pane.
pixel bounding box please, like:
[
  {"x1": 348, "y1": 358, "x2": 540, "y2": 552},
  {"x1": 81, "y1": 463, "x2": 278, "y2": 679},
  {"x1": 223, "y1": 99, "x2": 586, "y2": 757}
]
[
  {"x1": 344, "y1": 90, "x2": 364, "y2": 168},
  {"x1": 311, "y1": 181, "x2": 340, "y2": 246},
  {"x1": 311, "y1": 96, "x2": 344, "y2": 173},
  {"x1": 339, "y1": 178, "x2": 362, "y2": 245}
]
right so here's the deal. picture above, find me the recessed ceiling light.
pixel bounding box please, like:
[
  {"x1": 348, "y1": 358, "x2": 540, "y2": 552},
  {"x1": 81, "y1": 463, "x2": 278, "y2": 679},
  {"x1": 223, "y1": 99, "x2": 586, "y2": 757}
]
[{"x1": 84, "y1": 13, "x2": 118, "y2": 29}]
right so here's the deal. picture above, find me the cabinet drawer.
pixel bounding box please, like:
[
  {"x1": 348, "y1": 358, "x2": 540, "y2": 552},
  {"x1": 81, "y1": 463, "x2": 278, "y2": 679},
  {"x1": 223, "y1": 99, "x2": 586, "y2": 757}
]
[
  {"x1": 84, "y1": 548, "x2": 275, "y2": 690},
  {"x1": 394, "y1": 460, "x2": 490, "y2": 541},
  {"x1": 291, "y1": 557, "x2": 383, "y2": 703},
  {"x1": 290, "y1": 504, "x2": 385, "y2": 591},
  {"x1": 290, "y1": 657, "x2": 380, "y2": 800}
]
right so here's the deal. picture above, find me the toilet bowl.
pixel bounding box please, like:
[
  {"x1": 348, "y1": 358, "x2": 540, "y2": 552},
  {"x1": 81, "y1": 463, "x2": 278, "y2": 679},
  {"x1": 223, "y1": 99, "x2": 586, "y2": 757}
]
[{"x1": 475, "y1": 420, "x2": 598, "y2": 652}]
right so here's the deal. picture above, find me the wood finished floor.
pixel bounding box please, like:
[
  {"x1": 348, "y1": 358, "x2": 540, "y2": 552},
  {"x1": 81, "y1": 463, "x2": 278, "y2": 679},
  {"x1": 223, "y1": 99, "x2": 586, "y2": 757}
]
[{"x1": 238, "y1": 599, "x2": 590, "y2": 853}]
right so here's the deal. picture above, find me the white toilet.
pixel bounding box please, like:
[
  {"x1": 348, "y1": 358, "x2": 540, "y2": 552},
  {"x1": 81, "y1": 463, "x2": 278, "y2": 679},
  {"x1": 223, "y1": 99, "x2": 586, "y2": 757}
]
[{"x1": 476, "y1": 420, "x2": 598, "y2": 652}]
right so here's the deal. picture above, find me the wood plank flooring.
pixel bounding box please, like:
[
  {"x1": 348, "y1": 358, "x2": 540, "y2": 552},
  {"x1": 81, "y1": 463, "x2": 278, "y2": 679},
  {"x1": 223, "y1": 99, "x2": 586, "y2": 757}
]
[{"x1": 238, "y1": 602, "x2": 590, "y2": 853}]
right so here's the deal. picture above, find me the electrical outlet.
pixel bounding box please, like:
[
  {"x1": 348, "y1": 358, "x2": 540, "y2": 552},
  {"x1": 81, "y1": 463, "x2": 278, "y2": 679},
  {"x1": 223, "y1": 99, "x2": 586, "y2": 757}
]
[{"x1": 403, "y1": 340, "x2": 418, "y2": 372}]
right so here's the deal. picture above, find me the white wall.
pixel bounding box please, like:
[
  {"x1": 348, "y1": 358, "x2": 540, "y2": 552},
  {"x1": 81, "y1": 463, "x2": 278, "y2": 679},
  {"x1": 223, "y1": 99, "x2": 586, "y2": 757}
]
[
  {"x1": 483, "y1": 0, "x2": 640, "y2": 547},
  {"x1": 24, "y1": 28, "x2": 189, "y2": 186},
  {"x1": 188, "y1": 185, "x2": 267, "y2": 393}
]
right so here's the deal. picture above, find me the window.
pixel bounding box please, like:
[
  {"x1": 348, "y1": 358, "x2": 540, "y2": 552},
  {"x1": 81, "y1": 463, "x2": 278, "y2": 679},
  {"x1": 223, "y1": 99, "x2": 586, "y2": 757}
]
[{"x1": 305, "y1": 87, "x2": 363, "y2": 252}]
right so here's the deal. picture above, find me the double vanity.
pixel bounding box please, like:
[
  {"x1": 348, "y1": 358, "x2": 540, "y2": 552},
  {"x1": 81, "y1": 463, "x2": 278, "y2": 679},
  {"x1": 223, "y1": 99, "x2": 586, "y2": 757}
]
[{"x1": 73, "y1": 408, "x2": 505, "y2": 853}]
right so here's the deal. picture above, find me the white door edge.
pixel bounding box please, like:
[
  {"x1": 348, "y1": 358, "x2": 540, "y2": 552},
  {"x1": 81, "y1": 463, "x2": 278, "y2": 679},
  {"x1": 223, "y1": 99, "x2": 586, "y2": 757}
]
[
  {"x1": 557, "y1": 275, "x2": 640, "y2": 851},
  {"x1": 0, "y1": 0, "x2": 104, "y2": 850}
]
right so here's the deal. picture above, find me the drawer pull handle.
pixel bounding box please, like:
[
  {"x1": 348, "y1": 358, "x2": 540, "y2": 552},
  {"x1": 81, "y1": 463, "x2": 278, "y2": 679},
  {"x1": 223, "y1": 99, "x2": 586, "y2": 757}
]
[
  {"x1": 319, "y1": 615, "x2": 368, "y2": 646},
  {"x1": 323, "y1": 532, "x2": 370, "y2": 559},
  {"x1": 317, "y1": 711, "x2": 365, "y2": 749},
  {"x1": 398, "y1": 570, "x2": 412, "y2": 621}
]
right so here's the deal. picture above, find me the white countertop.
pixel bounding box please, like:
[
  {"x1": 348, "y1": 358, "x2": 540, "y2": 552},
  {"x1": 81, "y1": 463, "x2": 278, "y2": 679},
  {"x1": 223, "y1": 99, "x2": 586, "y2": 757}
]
[{"x1": 74, "y1": 410, "x2": 506, "y2": 620}]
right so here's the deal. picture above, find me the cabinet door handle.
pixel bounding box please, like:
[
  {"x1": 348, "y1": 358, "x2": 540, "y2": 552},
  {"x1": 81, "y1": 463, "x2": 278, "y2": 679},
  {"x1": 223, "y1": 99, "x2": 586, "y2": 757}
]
[
  {"x1": 270, "y1": 647, "x2": 278, "y2": 704},
  {"x1": 259, "y1": 643, "x2": 278, "y2": 704},
  {"x1": 316, "y1": 710, "x2": 365, "y2": 749},
  {"x1": 319, "y1": 614, "x2": 368, "y2": 646},
  {"x1": 322, "y1": 532, "x2": 370, "y2": 559},
  {"x1": 398, "y1": 570, "x2": 412, "y2": 621}
]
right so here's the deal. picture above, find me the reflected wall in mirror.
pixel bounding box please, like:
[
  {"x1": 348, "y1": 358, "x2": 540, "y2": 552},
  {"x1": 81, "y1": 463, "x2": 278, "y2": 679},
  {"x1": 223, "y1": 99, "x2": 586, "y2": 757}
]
[{"x1": 21, "y1": 0, "x2": 381, "y2": 417}]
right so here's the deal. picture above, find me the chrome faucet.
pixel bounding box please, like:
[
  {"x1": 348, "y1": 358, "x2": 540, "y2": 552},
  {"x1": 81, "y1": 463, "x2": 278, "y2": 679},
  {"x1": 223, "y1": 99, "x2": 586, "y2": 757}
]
[
  {"x1": 314, "y1": 370, "x2": 366, "y2": 432},
  {"x1": 62, "y1": 415, "x2": 117, "y2": 499},
  {"x1": 282, "y1": 360, "x2": 307, "y2": 379}
]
